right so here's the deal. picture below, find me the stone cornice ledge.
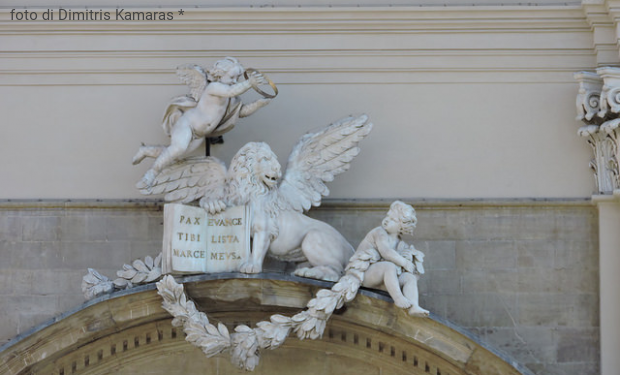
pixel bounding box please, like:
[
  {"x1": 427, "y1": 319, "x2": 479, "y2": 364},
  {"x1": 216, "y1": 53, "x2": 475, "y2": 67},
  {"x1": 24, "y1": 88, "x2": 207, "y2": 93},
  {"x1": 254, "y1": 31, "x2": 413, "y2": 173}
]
[{"x1": 0, "y1": 198, "x2": 594, "y2": 210}]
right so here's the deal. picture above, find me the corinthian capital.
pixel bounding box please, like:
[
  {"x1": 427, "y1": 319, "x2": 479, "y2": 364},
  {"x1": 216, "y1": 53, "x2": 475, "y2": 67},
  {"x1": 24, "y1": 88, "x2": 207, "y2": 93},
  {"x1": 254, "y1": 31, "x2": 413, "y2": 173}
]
[{"x1": 575, "y1": 68, "x2": 620, "y2": 194}]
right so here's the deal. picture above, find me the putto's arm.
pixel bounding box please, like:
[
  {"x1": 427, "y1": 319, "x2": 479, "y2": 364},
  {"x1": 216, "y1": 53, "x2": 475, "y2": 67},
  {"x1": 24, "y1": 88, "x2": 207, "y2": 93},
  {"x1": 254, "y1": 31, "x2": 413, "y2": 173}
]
[
  {"x1": 240, "y1": 98, "x2": 271, "y2": 118},
  {"x1": 208, "y1": 71, "x2": 266, "y2": 98},
  {"x1": 208, "y1": 80, "x2": 252, "y2": 98},
  {"x1": 375, "y1": 231, "x2": 412, "y2": 271}
]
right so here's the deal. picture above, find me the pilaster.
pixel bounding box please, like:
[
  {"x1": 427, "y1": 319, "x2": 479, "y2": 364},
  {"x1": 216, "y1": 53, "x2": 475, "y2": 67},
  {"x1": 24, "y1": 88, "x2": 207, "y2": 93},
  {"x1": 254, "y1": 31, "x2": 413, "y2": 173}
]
[
  {"x1": 575, "y1": 47, "x2": 620, "y2": 374},
  {"x1": 591, "y1": 193, "x2": 620, "y2": 375}
]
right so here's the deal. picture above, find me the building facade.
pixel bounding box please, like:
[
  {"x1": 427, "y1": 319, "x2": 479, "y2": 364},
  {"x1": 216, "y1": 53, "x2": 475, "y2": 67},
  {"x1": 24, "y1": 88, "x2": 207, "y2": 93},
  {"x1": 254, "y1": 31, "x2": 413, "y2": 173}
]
[{"x1": 1, "y1": 1, "x2": 617, "y2": 374}]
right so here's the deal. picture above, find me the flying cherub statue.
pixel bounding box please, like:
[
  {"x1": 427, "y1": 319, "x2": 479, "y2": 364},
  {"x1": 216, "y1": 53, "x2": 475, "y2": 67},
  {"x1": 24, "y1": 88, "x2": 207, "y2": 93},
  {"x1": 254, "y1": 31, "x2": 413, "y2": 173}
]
[
  {"x1": 133, "y1": 57, "x2": 276, "y2": 189},
  {"x1": 137, "y1": 115, "x2": 373, "y2": 281}
]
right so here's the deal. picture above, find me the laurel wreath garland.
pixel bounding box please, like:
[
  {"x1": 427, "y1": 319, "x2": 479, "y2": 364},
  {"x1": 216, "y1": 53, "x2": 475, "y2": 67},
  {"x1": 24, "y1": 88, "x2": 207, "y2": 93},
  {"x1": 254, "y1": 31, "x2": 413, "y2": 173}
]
[
  {"x1": 156, "y1": 246, "x2": 381, "y2": 371},
  {"x1": 82, "y1": 254, "x2": 163, "y2": 300}
]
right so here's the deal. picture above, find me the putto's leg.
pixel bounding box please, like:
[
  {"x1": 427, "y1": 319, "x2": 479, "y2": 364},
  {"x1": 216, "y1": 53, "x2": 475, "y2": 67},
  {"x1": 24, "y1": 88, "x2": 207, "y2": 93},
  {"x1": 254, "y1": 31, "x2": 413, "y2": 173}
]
[
  {"x1": 400, "y1": 273, "x2": 429, "y2": 317},
  {"x1": 132, "y1": 145, "x2": 165, "y2": 165},
  {"x1": 363, "y1": 262, "x2": 412, "y2": 309},
  {"x1": 141, "y1": 123, "x2": 193, "y2": 187}
]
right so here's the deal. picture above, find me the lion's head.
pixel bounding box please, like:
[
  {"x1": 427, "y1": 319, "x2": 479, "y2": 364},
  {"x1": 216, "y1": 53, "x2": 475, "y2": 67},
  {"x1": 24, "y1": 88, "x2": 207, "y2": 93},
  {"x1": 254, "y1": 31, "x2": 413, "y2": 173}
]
[{"x1": 227, "y1": 142, "x2": 282, "y2": 205}]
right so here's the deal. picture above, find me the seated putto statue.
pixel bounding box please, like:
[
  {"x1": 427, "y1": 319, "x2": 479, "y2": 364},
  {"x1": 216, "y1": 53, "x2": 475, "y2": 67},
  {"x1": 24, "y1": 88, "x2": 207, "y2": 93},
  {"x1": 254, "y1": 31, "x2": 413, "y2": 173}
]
[
  {"x1": 348, "y1": 200, "x2": 429, "y2": 316},
  {"x1": 133, "y1": 57, "x2": 275, "y2": 189},
  {"x1": 138, "y1": 115, "x2": 373, "y2": 281}
]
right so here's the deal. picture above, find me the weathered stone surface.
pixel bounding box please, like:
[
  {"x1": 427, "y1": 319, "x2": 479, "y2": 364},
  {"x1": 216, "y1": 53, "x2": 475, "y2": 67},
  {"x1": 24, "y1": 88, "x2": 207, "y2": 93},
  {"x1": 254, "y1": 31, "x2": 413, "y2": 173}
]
[
  {"x1": 483, "y1": 327, "x2": 556, "y2": 366},
  {"x1": 415, "y1": 240, "x2": 456, "y2": 270},
  {"x1": 517, "y1": 293, "x2": 599, "y2": 327},
  {"x1": 456, "y1": 240, "x2": 518, "y2": 270},
  {"x1": 445, "y1": 293, "x2": 519, "y2": 327},
  {"x1": 516, "y1": 240, "x2": 555, "y2": 269},
  {"x1": 21, "y1": 216, "x2": 59, "y2": 241},
  {"x1": 462, "y1": 270, "x2": 519, "y2": 294},
  {"x1": 556, "y1": 328, "x2": 600, "y2": 363},
  {"x1": 0, "y1": 216, "x2": 21, "y2": 242}
]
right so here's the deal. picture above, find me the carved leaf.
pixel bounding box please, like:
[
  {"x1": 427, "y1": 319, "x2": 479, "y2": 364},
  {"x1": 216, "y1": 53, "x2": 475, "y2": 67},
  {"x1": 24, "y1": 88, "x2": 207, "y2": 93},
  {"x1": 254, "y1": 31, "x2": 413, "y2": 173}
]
[
  {"x1": 131, "y1": 272, "x2": 147, "y2": 284},
  {"x1": 117, "y1": 268, "x2": 138, "y2": 279},
  {"x1": 315, "y1": 296, "x2": 337, "y2": 312},
  {"x1": 81, "y1": 269, "x2": 114, "y2": 300},
  {"x1": 145, "y1": 255, "x2": 154, "y2": 269},
  {"x1": 235, "y1": 325, "x2": 253, "y2": 333},
  {"x1": 133, "y1": 259, "x2": 149, "y2": 273},
  {"x1": 206, "y1": 323, "x2": 220, "y2": 337},
  {"x1": 82, "y1": 268, "x2": 108, "y2": 285},
  {"x1": 145, "y1": 268, "x2": 162, "y2": 283},
  {"x1": 113, "y1": 278, "x2": 131, "y2": 288},
  {"x1": 154, "y1": 252, "x2": 163, "y2": 267},
  {"x1": 171, "y1": 317, "x2": 185, "y2": 327},
  {"x1": 217, "y1": 323, "x2": 230, "y2": 340},
  {"x1": 270, "y1": 314, "x2": 291, "y2": 325}
]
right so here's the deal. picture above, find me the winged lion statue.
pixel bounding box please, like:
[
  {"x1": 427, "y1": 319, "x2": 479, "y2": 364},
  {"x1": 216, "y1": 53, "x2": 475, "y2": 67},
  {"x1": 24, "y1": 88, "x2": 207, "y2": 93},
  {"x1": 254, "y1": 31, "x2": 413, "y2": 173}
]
[{"x1": 137, "y1": 115, "x2": 373, "y2": 281}]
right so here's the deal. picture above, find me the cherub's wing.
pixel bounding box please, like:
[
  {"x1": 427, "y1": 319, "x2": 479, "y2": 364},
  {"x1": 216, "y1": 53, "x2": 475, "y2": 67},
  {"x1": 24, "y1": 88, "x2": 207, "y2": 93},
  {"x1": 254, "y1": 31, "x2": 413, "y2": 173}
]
[
  {"x1": 176, "y1": 64, "x2": 208, "y2": 101},
  {"x1": 279, "y1": 115, "x2": 373, "y2": 212},
  {"x1": 137, "y1": 157, "x2": 227, "y2": 204}
]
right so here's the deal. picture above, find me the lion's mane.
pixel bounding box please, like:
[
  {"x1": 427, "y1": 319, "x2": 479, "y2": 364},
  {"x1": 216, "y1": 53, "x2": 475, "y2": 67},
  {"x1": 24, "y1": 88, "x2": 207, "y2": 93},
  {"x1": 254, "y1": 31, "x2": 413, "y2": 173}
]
[{"x1": 227, "y1": 143, "x2": 283, "y2": 231}]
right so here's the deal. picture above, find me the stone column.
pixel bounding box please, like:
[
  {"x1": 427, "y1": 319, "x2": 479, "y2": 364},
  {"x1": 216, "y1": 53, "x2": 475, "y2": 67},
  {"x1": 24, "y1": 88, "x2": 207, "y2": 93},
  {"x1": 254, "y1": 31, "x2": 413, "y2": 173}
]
[{"x1": 575, "y1": 68, "x2": 620, "y2": 375}]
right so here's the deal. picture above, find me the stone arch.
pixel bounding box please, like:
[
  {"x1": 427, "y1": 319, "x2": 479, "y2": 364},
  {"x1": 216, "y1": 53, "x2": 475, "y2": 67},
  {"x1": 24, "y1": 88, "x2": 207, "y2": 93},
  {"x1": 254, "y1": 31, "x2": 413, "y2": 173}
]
[{"x1": 0, "y1": 275, "x2": 532, "y2": 375}]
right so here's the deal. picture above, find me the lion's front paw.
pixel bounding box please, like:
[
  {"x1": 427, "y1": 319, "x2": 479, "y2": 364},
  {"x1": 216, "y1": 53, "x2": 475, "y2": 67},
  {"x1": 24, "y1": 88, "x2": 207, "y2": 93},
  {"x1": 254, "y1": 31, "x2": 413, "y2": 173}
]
[
  {"x1": 199, "y1": 198, "x2": 227, "y2": 215},
  {"x1": 239, "y1": 262, "x2": 262, "y2": 274}
]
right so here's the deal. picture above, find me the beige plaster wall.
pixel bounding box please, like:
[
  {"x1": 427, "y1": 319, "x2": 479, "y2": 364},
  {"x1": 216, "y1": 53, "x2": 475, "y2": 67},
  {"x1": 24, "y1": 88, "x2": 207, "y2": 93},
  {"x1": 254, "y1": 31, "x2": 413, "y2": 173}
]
[{"x1": 0, "y1": 4, "x2": 595, "y2": 199}]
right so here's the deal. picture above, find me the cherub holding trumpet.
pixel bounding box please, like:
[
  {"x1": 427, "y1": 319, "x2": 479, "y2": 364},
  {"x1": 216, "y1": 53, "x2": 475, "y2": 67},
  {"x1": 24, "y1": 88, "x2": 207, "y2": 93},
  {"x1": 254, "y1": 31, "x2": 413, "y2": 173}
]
[{"x1": 133, "y1": 57, "x2": 278, "y2": 188}]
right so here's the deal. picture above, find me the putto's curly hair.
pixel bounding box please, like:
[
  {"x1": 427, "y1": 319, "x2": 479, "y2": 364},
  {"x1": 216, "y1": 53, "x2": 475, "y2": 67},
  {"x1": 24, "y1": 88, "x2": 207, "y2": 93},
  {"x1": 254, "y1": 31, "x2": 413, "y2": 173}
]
[
  {"x1": 387, "y1": 200, "x2": 417, "y2": 236},
  {"x1": 208, "y1": 57, "x2": 243, "y2": 81}
]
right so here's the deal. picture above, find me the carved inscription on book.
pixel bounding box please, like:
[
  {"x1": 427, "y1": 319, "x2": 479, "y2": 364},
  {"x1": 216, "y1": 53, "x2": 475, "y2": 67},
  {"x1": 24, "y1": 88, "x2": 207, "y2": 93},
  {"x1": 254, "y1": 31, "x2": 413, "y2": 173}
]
[{"x1": 162, "y1": 204, "x2": 250, "y2": 274}]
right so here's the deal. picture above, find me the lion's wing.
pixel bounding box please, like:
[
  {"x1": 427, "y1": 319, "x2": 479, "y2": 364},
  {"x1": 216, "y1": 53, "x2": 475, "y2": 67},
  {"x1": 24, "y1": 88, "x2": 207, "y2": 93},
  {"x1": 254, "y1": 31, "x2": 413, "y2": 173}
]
[
  {"x1": 176, "y1": 64, "x2": 208, "y2": 101},
  {"x1": 278, "y1": 115, "x2": 373, "y2": 212},
  {"x1": 137, "y1": 157, "x2": 227, "y2": 204}
]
